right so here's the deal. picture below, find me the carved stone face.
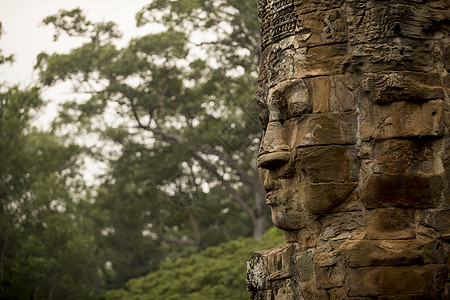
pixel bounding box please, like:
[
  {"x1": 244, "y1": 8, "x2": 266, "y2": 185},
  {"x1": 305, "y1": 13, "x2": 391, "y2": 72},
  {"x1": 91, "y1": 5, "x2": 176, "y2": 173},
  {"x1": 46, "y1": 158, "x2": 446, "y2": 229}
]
[
  {"x1": 257, "y1": 78, "x2": 359, "y2": 230},
  {"x1": 249, "y1": 0, "x2": 450, "y2": 298},
  {"x1": 255, "y1": 0, "x2": 359, "y2": 231}
]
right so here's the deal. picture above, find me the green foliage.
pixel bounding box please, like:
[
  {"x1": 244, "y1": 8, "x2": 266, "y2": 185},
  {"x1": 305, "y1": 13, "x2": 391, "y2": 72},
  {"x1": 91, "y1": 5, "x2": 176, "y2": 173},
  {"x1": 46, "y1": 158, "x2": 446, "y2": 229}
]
[
  {"x1": 105, "y1": 228, "x2": 284, "y2": 300},
  {"x1": 0, "y1": 84, "x2": 97, "y2": 298},
  {"x1": 36, "y1": 0, "x2": 266, "y2": 293},
  {"x1": 0, "y1": 23, "x2": 14, "y2": 65},
  {"x1": 42, "y1": 8, "x2": 122, "y2": 42}
]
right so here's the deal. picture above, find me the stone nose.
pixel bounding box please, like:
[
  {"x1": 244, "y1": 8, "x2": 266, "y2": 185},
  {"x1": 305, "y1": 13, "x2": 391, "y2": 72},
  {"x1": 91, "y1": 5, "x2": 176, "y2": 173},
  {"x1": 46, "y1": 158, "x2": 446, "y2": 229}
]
[{"x1": 257, "y1": 151, "x2": 291, "y2": 170}]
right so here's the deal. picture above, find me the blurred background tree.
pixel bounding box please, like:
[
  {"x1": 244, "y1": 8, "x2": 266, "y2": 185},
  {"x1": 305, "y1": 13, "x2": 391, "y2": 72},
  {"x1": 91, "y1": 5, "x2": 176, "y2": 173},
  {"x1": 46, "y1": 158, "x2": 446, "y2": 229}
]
[
  {"x1": 0, "y1": 23, "x2": 97, "y2": 299},
  {"x1": 1, "y1": 1, "x2": 271, "y2": 298}
]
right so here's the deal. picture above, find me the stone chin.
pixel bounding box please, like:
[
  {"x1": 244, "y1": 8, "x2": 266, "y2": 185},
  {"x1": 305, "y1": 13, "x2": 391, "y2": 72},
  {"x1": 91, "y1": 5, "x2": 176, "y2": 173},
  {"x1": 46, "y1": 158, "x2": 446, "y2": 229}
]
[
  {"x1": 266, "y1": 188, "x2": 307, "y2": 230},
  {"x1": 270, "y1": 205, "x2": 306, "y2": 230}
]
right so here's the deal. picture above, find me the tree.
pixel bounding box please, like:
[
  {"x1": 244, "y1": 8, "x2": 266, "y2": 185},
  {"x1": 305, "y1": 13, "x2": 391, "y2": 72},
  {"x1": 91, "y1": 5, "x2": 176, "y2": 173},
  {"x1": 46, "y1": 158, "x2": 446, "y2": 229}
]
[
  {"x1": 104, "y1": 227, "x2": 284, "y2": 300},
  {"x1": 0, "y1": 23, "x2": 97, "y2": 299},
  {"x1": 37, "y1": 1, "x2": 267, "y2": 240},
  {"x1": 35, "y1": 1, "x2": 266, "y2": 290}
]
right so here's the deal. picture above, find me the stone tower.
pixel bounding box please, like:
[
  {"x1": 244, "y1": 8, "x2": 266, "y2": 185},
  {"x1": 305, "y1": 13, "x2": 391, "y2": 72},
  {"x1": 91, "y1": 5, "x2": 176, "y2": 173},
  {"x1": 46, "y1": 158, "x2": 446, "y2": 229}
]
[{"x1": 247, "y1": 0, "x2": 450, "y2": 298}]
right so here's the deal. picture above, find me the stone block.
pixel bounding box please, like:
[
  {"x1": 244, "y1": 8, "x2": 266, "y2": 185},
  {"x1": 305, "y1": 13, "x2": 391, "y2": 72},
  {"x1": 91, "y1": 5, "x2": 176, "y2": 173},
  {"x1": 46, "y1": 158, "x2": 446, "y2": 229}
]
[
  {"x1": 347, "y1": 2, "x2": 435, "y2": 43},
  {"x1": 293, "y1": 8, "x2": 348, "y2": 48},
  {"x1": 299, "y1": 281, "x2": 329, "y2": 300},
  {"x1": 349, "y1": 42, "x2": 435, "y2": 74},
  {"x1": 365, "y1": 208, "x2": 415, "y2": 240},
  {"x1": 307, "y1": 76, "x2": 329, "y2": 113},
  {"x1": 306, "y1": 75, "x2": 355, "y2": 114},
  {"x1": 304, "y1": 182, "x2": 357, "y2": 215},
  {"x1": 373, "y1": 139, "x2": 434, "y2": 174},
  {"x1": 341, "y1": 239, "x2": 448, "y2": 267},
  {"x1": 260, "y1": 120, "x2": 292, "y2": 154},
  {"x1": 361, "y1": 173, "x2": 442, "y2": 208},
  {"x1": 269, "y1": 199, "x2": 307, "y2": 231},
  {"x1": 377, "y1": 295, "x2": 443, "y2": 300},
  {"x1": 419, "y1": 210, "x2": 450, "y2": 240},
  {"x1": 292, "y1": 112, "x2": 357, "y2": 147},
  {"x1": 295, "y1": 250, "x2": 314, "y2": 282},
  {"x1": 294, "y1": 44, "x2": 349, "y2": 77},
  {"x1": 360, "y1": 100, "x2": 444, "y2": 141},
  {"x1": 268, "y1": 279, "x2": 295, "y2": 300},
  {"x1": 261, "y1": 113, "x2": 357, "y2": 153},
  {"x1": 314, "y1": 251, "x2": 346, "y2": 289},
  {"x1": 319, "y1": 212, "x2": 364, "y2": 243},
  {"x1": 284, "y1": 227, "x2": 319, "y2": 248},
  {"x1": 328, "y1": 287, "x2": 350, "y2": 300},
  {"x1": 347, "y1": 265, "x2": 447, "y2": 297},
  {"x1": 443, "y1": 143, "x2": 450, "y2": 208},
  {"x1": 295, "y1": 145, "x2": 359, "y2": 183},
  {"x1": 329, "y1": 75, "x2": 355, "y2": 112},
  {"x1": 293, "y1": 0, "x2": 346, "y2": 15},
  {"x1": 362, "y1": 72, "x2": 444, "y2": 104},
  {"x1": 247, "y1": 244, "x2": 296, "y2": 292},
  {"x1": 269, "y1": 48, "x2": 295, "y2": 86},
  {"x1": 258, "y1": 47, "x2": 271, "y2": 82},
  {"x1": 444, "y1": 43, "x2": 450, "y2": 72}
]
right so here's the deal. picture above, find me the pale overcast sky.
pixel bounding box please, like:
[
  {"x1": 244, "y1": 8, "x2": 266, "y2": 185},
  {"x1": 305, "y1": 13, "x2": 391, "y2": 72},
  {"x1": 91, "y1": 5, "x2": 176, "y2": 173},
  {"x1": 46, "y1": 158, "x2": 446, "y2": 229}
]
[{"x1": 0, "y1": 0, "x2": 150, "y2": 85}]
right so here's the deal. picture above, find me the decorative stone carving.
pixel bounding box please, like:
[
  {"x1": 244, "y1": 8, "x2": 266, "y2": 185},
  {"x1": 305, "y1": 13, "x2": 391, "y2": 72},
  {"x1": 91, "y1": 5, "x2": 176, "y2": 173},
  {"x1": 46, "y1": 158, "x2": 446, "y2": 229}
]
[{"x1": 248, "y1": 0, "x2": 450, "y2": 299}]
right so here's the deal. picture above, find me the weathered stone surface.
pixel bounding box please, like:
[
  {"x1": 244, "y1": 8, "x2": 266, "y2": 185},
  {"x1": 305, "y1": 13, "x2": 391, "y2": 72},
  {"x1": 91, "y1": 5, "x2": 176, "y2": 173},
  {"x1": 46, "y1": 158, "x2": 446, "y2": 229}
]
[
  {"x1": 306, "y1": 75, "x2": 355, "y2": 114},
  {"x1": 444, "y1": 142, "x2": 450, "y2": 209},
  {"x1": 304, "y1": 182, "x2": 357, "y2": 215},
  {"x1": 349, "y1": 41, "x2": 436, "y2": 74},
  {"x1": 267, "y1": 79, "x2": 311, "y2": 122},
  {"x1": 347, "y1": 2, "x2": 437, "y2": 43},
  {"x1": 365, "y1": 208, "x2": 415, "y2": 240},
  {"x1": 372, "y1": 139, "x2": 435, "y2": 174},
  {"x1": 294, "y1": 8, "x2": 348, "y2": 47},
  {"x1": 247, "y1": 244, "x2": 296, "y2": 292},
  {"x1": 341, "y1": 239, "x2": 448, "y2": 267},
  {"x1": 318, "y1": 212, "x2": 364, "y2": 243},
  {"x1": 314, "y1": 251, "x2": 346, "y2": 289},
  {"x1": 266, "y1": 188, "x2": 305, "y2": 230},
  {"x1": 294, "y1": 44, "x2": 349, "y2": 77},
  {"x1": 284, "y1": 227, "x2": 320, "y2": 248},
  {"x1": 295, "y1": 145, "x2": 358, "y2": 183},
  {"x1": 251, "y1": 0, "x2": 450, "y2": 298},
  {"x1": 361, "y1": 173, "x2": 443, "y2": 208},
  {"x1": 362, "y1": 72, "x2": 445, "y2": 104},
  {"x1": 347, "y1": 265, "x2": 447, "y2": 297},
  {"x1": 360, "y1": 100, "x2": 444, "y2": 141},
  {"x1": 261, "y1": 112, "x2": 357, "y2": 152},
  {"x1": 328, "y1": 75, "x2": 355, "y2": 112},
  {"x1": 307, "y1": 76, "x2": 329, "y2": 113},
  {"x1": 269, "y1": 48, "x2": 295, "y2": 85},
  {"x1": 419, "y1": 210, "x2": 450, "y2": 240},
  {"x1": 291, "y1": 113, "x2": 357, "y2": 147}
]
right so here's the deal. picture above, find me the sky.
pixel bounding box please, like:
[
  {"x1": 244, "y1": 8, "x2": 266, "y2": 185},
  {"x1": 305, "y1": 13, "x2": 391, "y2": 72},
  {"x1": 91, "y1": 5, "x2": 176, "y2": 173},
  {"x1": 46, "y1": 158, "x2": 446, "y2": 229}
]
[
  {"x1": 0, "y1": 0, "x2": 155, "y2": 184},
  {"x1": 0, "y1": 0, "x2": 150, "y2": 85}
]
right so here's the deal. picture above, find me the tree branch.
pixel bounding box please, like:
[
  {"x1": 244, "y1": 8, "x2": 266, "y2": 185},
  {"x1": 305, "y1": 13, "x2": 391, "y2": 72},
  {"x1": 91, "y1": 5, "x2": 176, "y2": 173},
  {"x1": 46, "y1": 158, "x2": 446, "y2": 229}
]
[
  {"x1": 154, "y1": 235, "x2": 200, "y2": 247},
  {"x1": 190, "y1": 151, "x2": 258, "y2": 227}
]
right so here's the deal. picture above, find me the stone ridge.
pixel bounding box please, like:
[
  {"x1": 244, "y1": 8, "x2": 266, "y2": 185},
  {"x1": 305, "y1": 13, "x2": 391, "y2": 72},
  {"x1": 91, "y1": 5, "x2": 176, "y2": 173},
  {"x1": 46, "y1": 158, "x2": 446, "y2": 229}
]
[{"x1": 248, "y1": 0, "x2": 450, "y2": 298}]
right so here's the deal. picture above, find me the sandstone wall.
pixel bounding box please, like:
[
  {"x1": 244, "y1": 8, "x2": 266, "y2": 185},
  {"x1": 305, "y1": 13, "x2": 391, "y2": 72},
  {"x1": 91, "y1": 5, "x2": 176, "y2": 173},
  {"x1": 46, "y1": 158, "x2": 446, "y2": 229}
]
[{"x1": 248, "y1": 0, "x2": 450, "y2": 298}]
